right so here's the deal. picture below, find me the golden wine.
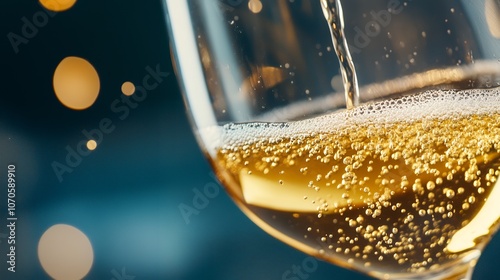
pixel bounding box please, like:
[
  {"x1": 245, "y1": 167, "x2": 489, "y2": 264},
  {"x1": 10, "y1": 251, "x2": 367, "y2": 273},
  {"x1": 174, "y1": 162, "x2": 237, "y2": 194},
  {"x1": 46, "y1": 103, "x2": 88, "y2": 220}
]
[{"x1": 212, "y1": 89, "x2": 500, "y2": 278}]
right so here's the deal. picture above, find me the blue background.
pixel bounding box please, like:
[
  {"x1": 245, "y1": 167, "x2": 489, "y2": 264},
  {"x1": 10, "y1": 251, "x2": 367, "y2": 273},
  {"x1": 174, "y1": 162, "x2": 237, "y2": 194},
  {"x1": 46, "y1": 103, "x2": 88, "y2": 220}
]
[{"x1": 0, "y1": 1, "x2": 498, "y2": 279}]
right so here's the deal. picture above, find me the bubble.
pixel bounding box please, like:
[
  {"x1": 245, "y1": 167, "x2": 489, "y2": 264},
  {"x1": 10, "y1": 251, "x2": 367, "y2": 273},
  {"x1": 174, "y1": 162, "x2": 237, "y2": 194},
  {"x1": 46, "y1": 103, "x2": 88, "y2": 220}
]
[
  {"x1": 53, "y1": 56, "x2": 100, "y2": 110},
  {"x1": 444, "y1": 188, "x2": 455, "y2": 198},
  {"x1": 39, "y1": 0, "x2": 77, "y2": 12},
  {"x1": 38, "y1": 224, "x2": 94, "y2": 280}
]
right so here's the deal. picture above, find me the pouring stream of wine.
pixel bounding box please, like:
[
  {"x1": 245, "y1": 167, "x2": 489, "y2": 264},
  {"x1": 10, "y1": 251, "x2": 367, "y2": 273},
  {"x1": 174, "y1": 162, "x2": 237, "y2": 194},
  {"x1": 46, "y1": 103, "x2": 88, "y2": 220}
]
[{"x1": 321, "y1": 0, "x2": 360, "y2": 109}]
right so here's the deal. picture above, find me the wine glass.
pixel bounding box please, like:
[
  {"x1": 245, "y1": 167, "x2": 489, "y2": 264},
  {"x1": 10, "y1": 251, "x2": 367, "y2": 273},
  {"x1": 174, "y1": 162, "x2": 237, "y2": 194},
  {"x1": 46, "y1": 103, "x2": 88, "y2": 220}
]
[{"x1": 164, "y1": 0, "x2": 500, "y2": 279}]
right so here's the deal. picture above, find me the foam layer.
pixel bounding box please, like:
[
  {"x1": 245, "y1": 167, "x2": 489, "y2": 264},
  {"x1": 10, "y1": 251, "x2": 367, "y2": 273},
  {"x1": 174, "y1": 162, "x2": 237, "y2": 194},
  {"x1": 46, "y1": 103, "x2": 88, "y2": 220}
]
[{"x1": 219, "y1": 88, "x2": 500, "y2": 146}]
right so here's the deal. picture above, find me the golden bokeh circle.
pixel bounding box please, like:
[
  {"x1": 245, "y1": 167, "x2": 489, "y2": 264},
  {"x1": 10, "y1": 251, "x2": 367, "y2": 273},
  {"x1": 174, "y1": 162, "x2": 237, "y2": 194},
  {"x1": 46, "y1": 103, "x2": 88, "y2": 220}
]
[
  {"x1": 38, "y1": 224, "x2": 94, "y2": 280},
  {"x1": 39, "y1": 0, "x2": 78, "y2": 12},
  {"x1": 53, "y1": 56, "x2": 100, "y2": 110},
  {"x1": 248, "y1": 0, "x2": 263, "y2": 14},
  {"x1": 121, "y1": 81, "x2": 136, "y2": 96},
  {"x1": 86, "y1": 140, "x2": 98, "y2": 151}
]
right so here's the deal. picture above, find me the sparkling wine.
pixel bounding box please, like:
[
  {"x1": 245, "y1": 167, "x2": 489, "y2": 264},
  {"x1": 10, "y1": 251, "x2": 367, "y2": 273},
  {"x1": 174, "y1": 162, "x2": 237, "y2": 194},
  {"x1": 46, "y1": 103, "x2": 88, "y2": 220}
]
[{"x1": 212, "y1": 89, "x2": 500, "y2": 277}]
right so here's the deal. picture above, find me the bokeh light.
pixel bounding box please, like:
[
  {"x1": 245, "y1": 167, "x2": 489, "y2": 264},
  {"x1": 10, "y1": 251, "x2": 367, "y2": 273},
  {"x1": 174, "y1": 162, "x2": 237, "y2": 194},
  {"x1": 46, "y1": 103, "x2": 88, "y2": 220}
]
[
  {"x1": 486, "y1": 0, "x2": 500, "y2": 38},
  {"x1": 248, "y1": 0, "x2": 263, "y2": 14},
  {"x1": 53, "y1": 56, "x2": 100, "y2": 110},
  {"x1": 38, "y1": 224, "x2": 94, "y2": 280},
  {"x1": 86, "y1": 140, "x2": 97, "y2": 151},
  {"x1": 39, "y1": 0, "x2": 77, "y2": 12},
  {"x1": 121, "y1": 81, "x2": 136, "y2": 96}
]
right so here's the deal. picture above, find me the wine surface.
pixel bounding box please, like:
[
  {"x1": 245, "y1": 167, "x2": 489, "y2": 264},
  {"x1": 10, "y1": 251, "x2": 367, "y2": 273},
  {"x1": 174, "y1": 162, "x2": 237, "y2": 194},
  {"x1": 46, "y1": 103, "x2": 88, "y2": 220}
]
[{"x1": 212, "y1": 89, "x2": 500, "y2": 277}]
